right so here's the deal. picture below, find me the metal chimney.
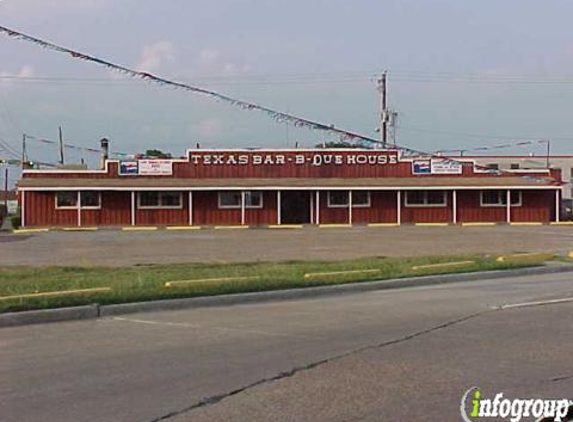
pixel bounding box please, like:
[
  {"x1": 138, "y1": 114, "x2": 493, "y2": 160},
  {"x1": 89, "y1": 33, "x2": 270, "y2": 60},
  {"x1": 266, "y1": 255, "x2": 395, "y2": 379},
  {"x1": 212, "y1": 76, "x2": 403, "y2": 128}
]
[{"x1": 100, "y1": 138, "x2": 109, "y2": 169}]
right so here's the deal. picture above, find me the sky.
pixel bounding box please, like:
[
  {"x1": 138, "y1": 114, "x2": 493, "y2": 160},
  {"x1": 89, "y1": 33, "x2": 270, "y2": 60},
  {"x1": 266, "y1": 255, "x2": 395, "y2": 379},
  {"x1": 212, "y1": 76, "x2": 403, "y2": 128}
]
[{"x1": 2, "y1": 0, "x2": 573, "y2": 176}]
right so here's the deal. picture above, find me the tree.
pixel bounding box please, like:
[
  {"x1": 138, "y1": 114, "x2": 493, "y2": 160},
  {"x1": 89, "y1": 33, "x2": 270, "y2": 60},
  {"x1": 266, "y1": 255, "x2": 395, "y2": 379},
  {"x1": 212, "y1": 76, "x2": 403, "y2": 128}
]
[
  {"x1": 144, "y1": 149, "x2": 172, "y2": 159},
  {"x1": 315, "y1": 141, "x2": 367, "y2": 149}
]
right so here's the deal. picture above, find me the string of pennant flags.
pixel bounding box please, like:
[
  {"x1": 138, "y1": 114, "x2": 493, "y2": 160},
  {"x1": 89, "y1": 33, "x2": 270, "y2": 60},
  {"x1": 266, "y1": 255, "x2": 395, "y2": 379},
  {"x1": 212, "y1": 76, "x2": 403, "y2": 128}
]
[
  {"x1": 0, "y1": 25, "x2": 555, "y2": 179},
  {"x1": 0, "y1": 25, "x2": 380, "y2": 147}
]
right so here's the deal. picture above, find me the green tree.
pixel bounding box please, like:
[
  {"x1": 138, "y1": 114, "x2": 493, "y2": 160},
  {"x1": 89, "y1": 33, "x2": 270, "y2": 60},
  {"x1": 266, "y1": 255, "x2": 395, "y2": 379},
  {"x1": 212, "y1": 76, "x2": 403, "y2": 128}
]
[
  {"x1": 144, "y1": 149, "x2": 172, "y2": 159},
  {"x1": 315, "y1": 141, "x2": 367, "y2": 149}
]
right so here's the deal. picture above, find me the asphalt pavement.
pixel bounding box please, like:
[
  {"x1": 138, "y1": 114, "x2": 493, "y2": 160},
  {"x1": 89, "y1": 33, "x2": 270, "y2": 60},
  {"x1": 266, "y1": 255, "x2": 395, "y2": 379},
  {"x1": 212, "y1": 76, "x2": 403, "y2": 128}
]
[
  {"x1": 1, "y1": 272, "x2": 572, "y2": 422},
  {"x1": 2, "y1": 225, "x2": 573, "y2": 266}
]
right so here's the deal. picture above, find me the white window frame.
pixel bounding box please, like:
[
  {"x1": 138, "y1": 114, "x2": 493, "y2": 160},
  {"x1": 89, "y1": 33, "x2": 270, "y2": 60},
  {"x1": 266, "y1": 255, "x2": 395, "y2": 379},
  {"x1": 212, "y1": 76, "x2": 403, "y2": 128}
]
[
  {"x1": 218, "y1": 191, "x2": 264, "y2": 209},
  {"x1": 327, "y1": 191, "x2": 371, "y2": 208},
  {"x1": 55, "y1": 191, "x2": 102, "y2": 210},
  {"x1": 404, "y1": 190, "x2": 447, "y2": 207},
  {"x1": 480, "y1": 190, "x2": 522, "y2": 207},
  {"x1": 137, "y1": 191, "x2": 183, "y2": 210},
  {"x1": 244, "y1": 191, "x2": 264, "y2": 209}
]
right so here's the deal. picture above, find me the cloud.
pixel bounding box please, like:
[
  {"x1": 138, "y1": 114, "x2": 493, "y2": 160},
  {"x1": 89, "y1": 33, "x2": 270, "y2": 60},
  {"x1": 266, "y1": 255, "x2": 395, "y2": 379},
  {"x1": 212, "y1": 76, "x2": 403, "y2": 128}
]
[
  {"x1": 190, "y1": 118, "x2": 223, "y2": 139},
  {"x1": 135, "y1": 42, "x2": 174, "y2": 73},
  {"x1": 195, "y1": 48, "x2": 251, "y2": 76},
  {"x1": 0, "y1": 65, "x2": 35, "y2": 85},
  {"x1": 1, "y1": 0, "x2": 113, "y2": 17}
]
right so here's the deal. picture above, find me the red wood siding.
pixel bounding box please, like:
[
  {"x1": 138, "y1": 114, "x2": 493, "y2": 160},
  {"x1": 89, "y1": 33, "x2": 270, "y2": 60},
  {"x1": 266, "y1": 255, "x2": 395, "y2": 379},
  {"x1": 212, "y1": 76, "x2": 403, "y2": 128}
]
[
  {"x1": 319, "y1": 191, "x2": 398, "y2": 224},
  {"x1": 456, "y1": 190, "x2": 554, "y2": 223},
  {"x1": 21, "y1": 188, "x2": 556, "y2": 227},
  {"x1": 25, "y1": 191, "x2": 76, "y2": 226},
  {"x1": 192, "y1": 191, "x2": 277, "y2": 226},
  {"x1": 401, "y1": 191, "x2": 453, "y2": 223},
  {"x1": 82, "y1": 192, "x2": 130, "y2": 226},
  {"x1": 512, "y1": 190, "x2": 554, "y2": 222}
]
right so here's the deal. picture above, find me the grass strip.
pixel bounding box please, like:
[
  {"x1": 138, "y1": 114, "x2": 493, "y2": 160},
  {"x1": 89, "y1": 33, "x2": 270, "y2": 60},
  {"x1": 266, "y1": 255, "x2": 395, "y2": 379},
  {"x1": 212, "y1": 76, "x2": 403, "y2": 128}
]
[{"x1": 0, "y1": 254, "x2": 550, "y2": 313}]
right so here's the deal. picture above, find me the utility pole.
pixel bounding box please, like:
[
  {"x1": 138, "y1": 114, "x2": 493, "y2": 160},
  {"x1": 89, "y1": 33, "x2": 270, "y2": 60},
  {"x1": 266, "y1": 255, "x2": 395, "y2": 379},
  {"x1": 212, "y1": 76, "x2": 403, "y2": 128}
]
[
  {"x1": 377, "y1": 72, "x2": 388, "y2": 148},
  {"x1": 58, "y1": 126, "x2": 65, "y2": 166},
  {"x1": 21, "y1": 134, "x2": 27, "y2": 169},
  {"x1": 3, "y1": 167, "x2": 7, "y2": 208}
]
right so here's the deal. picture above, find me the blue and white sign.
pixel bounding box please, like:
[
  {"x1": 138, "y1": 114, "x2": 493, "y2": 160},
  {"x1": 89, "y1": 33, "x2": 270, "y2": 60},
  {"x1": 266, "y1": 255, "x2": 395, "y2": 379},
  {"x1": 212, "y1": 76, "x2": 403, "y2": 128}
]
[
  {"x1": 412, "y1": 160, "x2": 431, "y2": 174},
  {"x1": 119, "y1": 161, "x2": 139, "y2": 175}
]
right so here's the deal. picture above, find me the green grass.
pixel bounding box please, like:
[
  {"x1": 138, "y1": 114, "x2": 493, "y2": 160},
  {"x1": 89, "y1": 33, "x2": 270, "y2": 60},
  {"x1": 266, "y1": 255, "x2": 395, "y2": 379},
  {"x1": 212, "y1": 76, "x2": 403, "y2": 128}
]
[{"x1": 0, "y1": 255, "x2": 547, "y2": 313}]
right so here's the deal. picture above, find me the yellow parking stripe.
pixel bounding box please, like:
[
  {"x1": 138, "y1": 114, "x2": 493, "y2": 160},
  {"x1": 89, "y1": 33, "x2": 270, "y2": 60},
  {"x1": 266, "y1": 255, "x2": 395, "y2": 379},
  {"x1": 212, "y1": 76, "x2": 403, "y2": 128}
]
[
  {"x1": 122, "y1": 226, "x2": 158, "y2": 231},
  {"x1": 0, "y1": 287, "x2": 111, "y2": 301},
  {"x1": 12, "y1": 228, "x2": 50, "y2": 234},
  {"x1": 165, "y1": 276, "x2": 260, "y2": 287}
]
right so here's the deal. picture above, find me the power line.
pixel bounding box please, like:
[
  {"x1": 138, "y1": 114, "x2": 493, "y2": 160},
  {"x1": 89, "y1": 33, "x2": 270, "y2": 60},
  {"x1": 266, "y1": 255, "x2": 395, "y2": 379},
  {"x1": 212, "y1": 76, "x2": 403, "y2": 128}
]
[{"x1": 0, "y1": 25, "x2": 559, "y2": 179}]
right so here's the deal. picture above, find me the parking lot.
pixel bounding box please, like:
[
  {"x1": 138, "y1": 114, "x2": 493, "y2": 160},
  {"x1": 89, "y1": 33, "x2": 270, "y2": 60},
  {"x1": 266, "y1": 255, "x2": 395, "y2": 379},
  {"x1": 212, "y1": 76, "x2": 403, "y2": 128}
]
[{"x1": 1, "y1": 225, "x2": 572, "y2": 266}]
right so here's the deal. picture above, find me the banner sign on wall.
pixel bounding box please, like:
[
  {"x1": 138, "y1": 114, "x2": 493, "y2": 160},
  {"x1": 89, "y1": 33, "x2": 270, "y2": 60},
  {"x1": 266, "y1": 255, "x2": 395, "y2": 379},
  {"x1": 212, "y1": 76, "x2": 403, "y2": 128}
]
[
  {"x1": 138, "y1": 159, "x2": 173, "y2": 176},
  {"x1": 431, "y1": 159, "x2": 463, "y2": 174},
  {"x1": 119, "y1": 161, "x2": 138, "y2": 176},
  {"x1": 412, "y1": 160, "x2": 431, "y2": 174}
]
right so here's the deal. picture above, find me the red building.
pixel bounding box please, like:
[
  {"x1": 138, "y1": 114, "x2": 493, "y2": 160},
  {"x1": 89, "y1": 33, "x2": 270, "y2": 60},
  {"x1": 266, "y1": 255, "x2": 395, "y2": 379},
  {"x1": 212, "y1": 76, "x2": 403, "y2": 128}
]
[{"x1": 17, "y1": 149, "x2": 563, "y2": 227}]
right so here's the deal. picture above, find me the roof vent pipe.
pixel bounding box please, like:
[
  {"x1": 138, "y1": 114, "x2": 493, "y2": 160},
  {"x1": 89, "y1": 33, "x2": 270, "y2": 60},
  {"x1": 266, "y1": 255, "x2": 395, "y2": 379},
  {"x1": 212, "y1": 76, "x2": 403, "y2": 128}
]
[{"x1": 100, "y1": 138, "x2": 109, "y2": 169}]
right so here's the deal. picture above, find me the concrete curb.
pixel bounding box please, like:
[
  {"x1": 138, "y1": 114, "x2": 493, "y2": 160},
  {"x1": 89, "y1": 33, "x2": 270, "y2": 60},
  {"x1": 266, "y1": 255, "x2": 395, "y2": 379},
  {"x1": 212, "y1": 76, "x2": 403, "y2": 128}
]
[
  {"x1": 2, "y1": 265, "x2": 573, "y2": 328},
  {"x1": 0, "y1": 304, "x2": 99, "y2": 328}
]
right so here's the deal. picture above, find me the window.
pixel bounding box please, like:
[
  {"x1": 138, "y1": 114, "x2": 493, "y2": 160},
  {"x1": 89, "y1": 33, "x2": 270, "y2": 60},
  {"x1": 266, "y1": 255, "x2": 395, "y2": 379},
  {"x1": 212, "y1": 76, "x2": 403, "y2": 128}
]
[
  {"x1": 56, "y1": 191, "x2": 77, "y2": 208},
  {"x1": 486, "y1": 163, "x2": 499, "y2": 170},
  {"x1": 405, "y1": 190, "x2": 447, "y2": 207},
  {"x1": 327, "y1": 191, "x2": 371, "y2": 208},
  {"x1": 218, "y1": 191, "x2": 264, "y2": 209},
  {"x1": 245, "y1": 191, "x2": 263, "y2": 208},
  {"x1": 137, "y1": 191, "x2": 182, "y2": 209},
  {"x1": 80, "y1": 192, "x2": 101, "y2": 208},
  {"x1": 56, "y1": 191, "x2": 101, "y2": 209},
  {"x1": 328, "y1": 191, "x2": 349, "y2": 207},
  {"x1": 510, "y1": 163, "x2": 520, "y2": 170},
  {"x1": 480, "y1": 190, "x2": 522, "y2": 207}
]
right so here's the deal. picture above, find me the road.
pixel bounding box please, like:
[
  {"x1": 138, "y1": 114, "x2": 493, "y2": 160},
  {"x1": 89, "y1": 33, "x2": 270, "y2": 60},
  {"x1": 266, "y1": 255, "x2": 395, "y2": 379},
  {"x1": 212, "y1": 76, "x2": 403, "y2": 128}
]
[
  {"x1": 1, "y1": 225, "x2": 573, "y2": 266},
  {"x1": 1, "y1": 272, "x2": 572, "y2": 422}
]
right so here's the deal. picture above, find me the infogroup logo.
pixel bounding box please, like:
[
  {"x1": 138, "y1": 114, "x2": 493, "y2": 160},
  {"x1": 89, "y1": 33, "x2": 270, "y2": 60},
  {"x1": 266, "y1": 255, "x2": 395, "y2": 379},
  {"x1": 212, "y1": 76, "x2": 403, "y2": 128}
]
[{"x1": 460, "y1": 387, "x2": 572, "y2": 422}]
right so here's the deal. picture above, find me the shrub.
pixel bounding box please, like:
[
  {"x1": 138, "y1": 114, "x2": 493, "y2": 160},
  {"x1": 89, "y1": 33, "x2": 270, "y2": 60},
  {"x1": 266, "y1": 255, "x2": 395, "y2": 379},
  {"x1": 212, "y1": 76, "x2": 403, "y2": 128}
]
[{"x1": 11, "y1": 214, "x2": 21, "y2": 230}]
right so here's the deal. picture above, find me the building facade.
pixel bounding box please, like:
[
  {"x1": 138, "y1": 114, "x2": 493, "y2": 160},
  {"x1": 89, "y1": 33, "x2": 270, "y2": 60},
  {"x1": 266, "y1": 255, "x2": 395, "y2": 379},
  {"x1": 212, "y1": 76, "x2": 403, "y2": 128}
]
[
  {"x1": 18, "y1": 149, "x2": 563, "y2": 227},
  {"x1": 449, "y1": 155, "x2": 573, "y2": 200}
]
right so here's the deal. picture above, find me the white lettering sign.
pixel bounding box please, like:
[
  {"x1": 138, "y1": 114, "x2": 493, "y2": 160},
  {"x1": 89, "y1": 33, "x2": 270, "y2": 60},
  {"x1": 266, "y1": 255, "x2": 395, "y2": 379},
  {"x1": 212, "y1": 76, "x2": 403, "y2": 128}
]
[
  {"x1": 188, "y1": 153, "x2": 398, "y2": 167},
  {"x1": 431, "y1": 159, "x2": 462, "y2": 174}
]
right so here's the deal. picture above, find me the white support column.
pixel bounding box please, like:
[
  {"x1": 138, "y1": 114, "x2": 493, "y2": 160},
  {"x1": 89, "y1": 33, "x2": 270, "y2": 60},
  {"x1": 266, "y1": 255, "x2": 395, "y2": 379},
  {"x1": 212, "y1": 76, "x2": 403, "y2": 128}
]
[
  {"x1": 131, "y1": 191, "x2": 136, "y2": 226},
  {"x1": 241, "y1": 191, "x2": 246, "y2": 225},
  {"x1": 310, "y1": 191, "x2": 314, "y2": 224},
  {"x1": 77, "y1": 191, "x2": 82, "y2": 227},
  {"x1": 188, "y1": 191, "x2": 193, "y2": 226},
  {"x1": 506, "y1": 189, "x2": 511, "y2": 224},
  {"x1": 555, "y1": 189, "x2": 561, "y2": 223},
  {"x1": 348, "y1": 190, "x2": 353, "y2": 225},
  {"x1": 277, "y1": 190, "x2": 282, "y2": 225},
  {"x1": 452, "y1": 190, "x2": 457, "y2": 225},
  {"x1": 396, "y1": 190, "x2": 401, "y2": 225},
  {"x1": 315, "y1": 191, "x2": 320, "y2": 225},
  {"x1": 21, "y1": 190, "x2": 25, "y2": 228}
]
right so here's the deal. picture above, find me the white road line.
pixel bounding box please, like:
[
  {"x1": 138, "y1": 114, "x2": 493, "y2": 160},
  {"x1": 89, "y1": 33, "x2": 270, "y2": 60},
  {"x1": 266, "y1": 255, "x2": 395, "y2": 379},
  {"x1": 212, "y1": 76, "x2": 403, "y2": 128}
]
[
  {"x1": 111, "y1": 316, "x2": 297, "y2": 338},
  {"x1": 496, "y1": 296, "x2": 573, "y2": 310}
]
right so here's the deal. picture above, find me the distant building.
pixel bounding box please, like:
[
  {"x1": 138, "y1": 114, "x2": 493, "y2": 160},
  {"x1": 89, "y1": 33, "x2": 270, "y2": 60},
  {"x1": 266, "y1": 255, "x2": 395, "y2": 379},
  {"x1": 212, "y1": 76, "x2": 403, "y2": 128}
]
[{"x1": 0, "y1": 190, "x2": 18, "y2": 215}]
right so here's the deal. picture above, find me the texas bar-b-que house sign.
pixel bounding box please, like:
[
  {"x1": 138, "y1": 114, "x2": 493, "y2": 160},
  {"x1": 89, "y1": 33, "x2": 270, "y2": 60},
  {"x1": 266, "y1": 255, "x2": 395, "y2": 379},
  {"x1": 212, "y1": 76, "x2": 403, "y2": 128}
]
[{"x1": 18, "y1": 148, "x2": 563, "y2": 227}]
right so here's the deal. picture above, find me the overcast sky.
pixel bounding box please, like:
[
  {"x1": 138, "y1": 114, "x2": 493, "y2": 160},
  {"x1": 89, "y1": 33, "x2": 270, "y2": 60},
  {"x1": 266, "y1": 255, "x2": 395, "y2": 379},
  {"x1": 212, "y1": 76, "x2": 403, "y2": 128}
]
[{"x1": 1, "y1": 0, "x2": 573, "y2": 169}]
